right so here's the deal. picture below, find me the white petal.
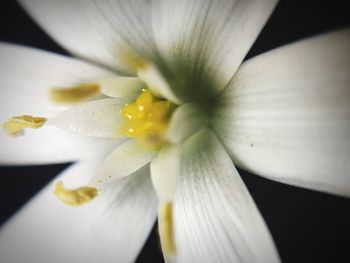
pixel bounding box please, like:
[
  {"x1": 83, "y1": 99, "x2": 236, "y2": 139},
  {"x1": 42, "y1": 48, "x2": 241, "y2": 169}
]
[
  {"x1": 152, "y1": 0, "x2": 277, "y2": 93},
  {"x1": 19, "y1": 0, "x2": 155, "y2": 74},
  {"x1": 0, "y1": 160, "x2": 157, "y2": 263},
  {"x1": 174, "y1": 129, "x2": 280, "y2": 262},
  {"x1": 89, "y1": 140, "x2": 155, "y2": 186},
  {"x1": 150, "y1": 144, "x2": 180, "y2": 203},
  {"x1": 166, "y1": 102, "x2": 205, "y2": 144},
  {"x1": 0, "y1": 125, "x2": 119, "y2": 165},
  {"x1": 48, "y1": 98, "x2": 130, "y2": 138},
  {"x1": 137, "y1": 63, "x2": 181, "y2": 104},
  {"x1": 0, "y1": 43, "x2": 114, "y2": 121},
  {"x1": 97, "y1": 76, "x2": 145, "y2": 99},
  {"x1": 215, "y1": 29, "x2": 350, "y2": 197}
]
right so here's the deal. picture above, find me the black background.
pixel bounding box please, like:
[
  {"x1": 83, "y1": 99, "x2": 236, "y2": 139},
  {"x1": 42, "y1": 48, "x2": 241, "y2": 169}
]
[{"x1": 0, "y1": 1, "x2": 350, "y2": 262}]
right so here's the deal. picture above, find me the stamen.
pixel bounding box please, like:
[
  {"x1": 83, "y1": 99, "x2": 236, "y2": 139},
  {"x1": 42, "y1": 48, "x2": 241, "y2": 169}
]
[
  {"x1": 3, "y1": 115, "x2": 46, "y2": 136},
  {"x1": 49, "y1": 83, "x2": 100, "y2": 104},
  {"x1": 159, "y1": 202, "x2": 176, "y2": 258},
  {"x1": 54, "y1": 181, "x2": 97, "y2": 207}
]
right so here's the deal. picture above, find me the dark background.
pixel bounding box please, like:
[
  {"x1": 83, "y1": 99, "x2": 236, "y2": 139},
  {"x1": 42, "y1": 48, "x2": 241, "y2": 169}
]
[{"x1": 0, "y1": 1, "x2": 349, "y2": 262}]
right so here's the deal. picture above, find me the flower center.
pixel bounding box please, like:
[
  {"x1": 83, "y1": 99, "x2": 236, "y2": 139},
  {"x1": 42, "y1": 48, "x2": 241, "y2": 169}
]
[{"x1": 120, "y1": 89, "x2": 174, "y2": 149}]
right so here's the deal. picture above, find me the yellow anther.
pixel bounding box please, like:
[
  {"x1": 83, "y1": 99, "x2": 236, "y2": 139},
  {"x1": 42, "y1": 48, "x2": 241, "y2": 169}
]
[
  {"x1": 3, "y1": 115, "x2": 46, "y2": 136},
  {"x1": 54, "y1": 181, "x2": 97, "y2": 207},
  {"x1": 49, "y1": 83, "x2": 100, "y2": 104},
  {"x1": 159, "y1": 202, "x2": 176, "y2": 258},
  {"x1": 120, "y1": 89, "x2": 174, "y2": 149}
]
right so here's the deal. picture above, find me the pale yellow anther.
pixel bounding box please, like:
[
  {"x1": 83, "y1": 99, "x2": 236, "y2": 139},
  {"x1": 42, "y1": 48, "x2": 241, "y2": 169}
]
[
  {"x1": 49, "y1": 83, "x2": 100, "y2": 104},
  {"x1": 3, "y1": 115, "x2": 46, "y2": 136},
  {"x1": 54, "y1": 181, "x2": 97, "y2": 207},
  {"x1": 159, "y1": 202, "x2": 176, "y2": 258}
]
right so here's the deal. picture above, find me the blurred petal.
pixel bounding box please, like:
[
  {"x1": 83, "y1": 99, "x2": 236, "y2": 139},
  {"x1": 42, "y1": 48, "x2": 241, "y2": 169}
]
[
  {"x1": 0, "y1": 43, "x2": 114, "y2": 120},
  {"x1": 97, "y1": 76, "x2": 145, "y2": 99},
  {"x1": 20, "y1": 1, "x2": 277, "y2": 95},
  {"x1": 150, "y1": 144, "x2": 180, "y2": 203},
  {"x1": 138, "y1": 63, "x2": 181, "y2": 104},
  {"x1": 174, "y1": 129, "x2": 280, "y2": 262},
  {"x1": 215, "y1": 29, "x2": 350, "y2": 197},
  {"x1": 0, "y1": 160, "x2": 157, "y2": 263},
  {"x1": 166, "y1": 102, "x2": 205, "y2": 144},
  {"x1": 48, "y1": 98, "x2": 130, "y2": 138},
  {"x1": 89, "y1": 140, "x2": 155, "y2": 186},
  {"x1": 152, "y1": 0, "x2": 277, "y2": 95},
  {"x1": 19, "y1": 0, "x2": 155, "y2": 74},
  {"x1": 0, "y1": 125, "x2": 119, "y2": 165}
]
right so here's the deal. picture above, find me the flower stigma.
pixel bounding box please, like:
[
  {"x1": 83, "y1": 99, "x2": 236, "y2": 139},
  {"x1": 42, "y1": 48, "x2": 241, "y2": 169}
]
[
  {"x1": 2, "y1": 115, "x2": 46, "y2": 136},
  {"x1": 120, "y1": 88, "x2": 174, "y2": 150}
]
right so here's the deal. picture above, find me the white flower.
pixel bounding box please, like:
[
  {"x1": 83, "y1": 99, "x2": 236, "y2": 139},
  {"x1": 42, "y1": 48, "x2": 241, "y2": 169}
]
[{"x1": 0, "y1": 1, "x2": 350, "y2": 263}]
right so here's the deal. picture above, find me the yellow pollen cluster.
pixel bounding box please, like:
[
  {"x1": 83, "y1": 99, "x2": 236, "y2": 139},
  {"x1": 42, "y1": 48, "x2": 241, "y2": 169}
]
[
  {"x1": 54, "y1": 181, "x2": 98, "y2": 207},
  {"x1": 3, "y1": 115, "x2": 46, "y2": 136},
  {"x1": 121, "y1": 89, "x2": 172, "y2": 148}
]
